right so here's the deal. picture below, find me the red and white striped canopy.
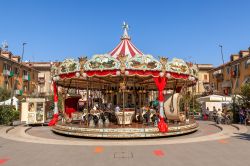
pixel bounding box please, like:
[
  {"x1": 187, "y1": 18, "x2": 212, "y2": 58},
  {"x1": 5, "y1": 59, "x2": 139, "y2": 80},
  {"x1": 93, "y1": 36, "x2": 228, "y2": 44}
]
[{"x1": 109, "y1": 23, "x2": 143, "y2": 58}]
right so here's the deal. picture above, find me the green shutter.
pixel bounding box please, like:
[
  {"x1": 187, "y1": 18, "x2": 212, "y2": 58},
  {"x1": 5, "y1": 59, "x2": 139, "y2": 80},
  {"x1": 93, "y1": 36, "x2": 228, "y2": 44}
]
[{"x1": 10, "y1": 71, "x2": 14, "y2": 77}]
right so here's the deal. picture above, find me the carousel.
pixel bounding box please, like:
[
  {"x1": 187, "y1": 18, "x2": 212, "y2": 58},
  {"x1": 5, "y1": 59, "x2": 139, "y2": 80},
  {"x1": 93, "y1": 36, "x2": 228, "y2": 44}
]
[{"x1": 49, "y1": 23, "x2": 199, "y2": 138}]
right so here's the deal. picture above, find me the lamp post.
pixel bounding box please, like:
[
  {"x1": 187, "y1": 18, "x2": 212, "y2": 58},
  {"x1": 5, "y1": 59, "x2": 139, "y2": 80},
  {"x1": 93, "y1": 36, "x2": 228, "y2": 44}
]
[
  {"x1": 10, "y1": 42, "x2": 27, "y2": 105},
  {"x1": 219, "y1": 45, "x2": 225, "y2": 65}
]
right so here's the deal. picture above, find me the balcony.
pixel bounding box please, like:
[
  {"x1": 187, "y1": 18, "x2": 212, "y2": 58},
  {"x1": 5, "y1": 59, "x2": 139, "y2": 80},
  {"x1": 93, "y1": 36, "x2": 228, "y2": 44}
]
[
  {"x1": 3, "y1": 70, "x2": 14, "y2": 77},
  {"x1": 15, "y1": 90, "x2": 23, "y2": 95},
  {"x1": 23, "y1": 74, "x2": 30, "y2": 81},
  {"x1": 213, "y1": 69, "x2": 222, "y2": 76}
]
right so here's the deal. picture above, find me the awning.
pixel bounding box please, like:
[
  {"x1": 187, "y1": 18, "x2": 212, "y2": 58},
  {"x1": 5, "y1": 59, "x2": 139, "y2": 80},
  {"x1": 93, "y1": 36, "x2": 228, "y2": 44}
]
[
  {"x1": 222, "y1": 80, "x2": 232, "y2": 88},
  {"x1": 213, "y1": 69, "x2": 222, "y2": 75},
  {"x1": 247, "y1": 58, "x2": 250, "y2": 65},
  {"x1": 196, "y1": 95, "x2": 232, "y2": 102}
]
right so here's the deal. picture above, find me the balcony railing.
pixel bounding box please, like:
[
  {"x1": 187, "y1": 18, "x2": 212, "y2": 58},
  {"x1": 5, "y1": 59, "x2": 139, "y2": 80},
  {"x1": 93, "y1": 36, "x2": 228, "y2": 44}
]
[
  {"x1": 3, "y1": 70, "x2": 14, "y2": 77},
  {"x1": 23, "y1": 74, "x2": 30, "y2": 81},
  {"x1": 15, "y1": 90, "x2": 23, "y2": 95}
]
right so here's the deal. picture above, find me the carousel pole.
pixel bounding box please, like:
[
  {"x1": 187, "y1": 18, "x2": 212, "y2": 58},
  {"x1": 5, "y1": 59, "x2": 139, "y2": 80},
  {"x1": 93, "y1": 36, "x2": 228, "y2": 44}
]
[
  {"x1": 122, "y1": 77, "x2": 126, "y2": 127},
  {"x1": 86, "y1": 78, "x2": 89, "y2": 127},
  {"x1": 53, "y1": 81, "x2": 59, "y2": 115}
]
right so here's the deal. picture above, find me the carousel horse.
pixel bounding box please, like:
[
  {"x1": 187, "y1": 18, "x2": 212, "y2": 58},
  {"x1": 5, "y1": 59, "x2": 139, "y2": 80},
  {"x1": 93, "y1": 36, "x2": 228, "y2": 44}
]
[
  {"x1": 98, "y1": 118, "x2": 104, "y2": 127},
  {"x1": 104, "y1": 115, "x2": 110, "y2": 127},
  {"x1": 89, "y1": 118, "x2": 95, "y2": 127},
  {"x1": 80, "y1": 112, "x2": 87, "y2": 125},
  {"x1": 64, "y1": 113, "x2": 72, "y2": 123}
]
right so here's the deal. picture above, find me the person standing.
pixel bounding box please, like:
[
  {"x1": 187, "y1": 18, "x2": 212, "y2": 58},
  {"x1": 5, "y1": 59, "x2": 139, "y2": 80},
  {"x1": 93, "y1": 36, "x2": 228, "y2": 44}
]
[
  {"x1": 239, "y1": 107, "x2": 245, "y2": 124},
  {"x1": 212, "y1": 106, "x2": 217, "y2": 122},
  {"x1": 216, "y1": 108, "x2": 223, "y2": 124},
  {"x1": 205, "y1": 107, "x2": 210, "y2": 120}
]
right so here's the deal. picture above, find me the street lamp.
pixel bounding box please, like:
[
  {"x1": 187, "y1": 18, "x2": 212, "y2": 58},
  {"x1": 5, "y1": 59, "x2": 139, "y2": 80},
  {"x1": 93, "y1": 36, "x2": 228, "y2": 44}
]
[{"x1": 219, "y1": 45, "x2": 225, "y2": 65}]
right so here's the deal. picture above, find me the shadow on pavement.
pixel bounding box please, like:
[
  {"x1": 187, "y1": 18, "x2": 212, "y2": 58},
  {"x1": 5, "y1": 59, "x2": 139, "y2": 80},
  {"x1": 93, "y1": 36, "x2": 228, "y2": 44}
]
[{"x1": 233, "y1": 133, "x2": 250, "y2": 141}]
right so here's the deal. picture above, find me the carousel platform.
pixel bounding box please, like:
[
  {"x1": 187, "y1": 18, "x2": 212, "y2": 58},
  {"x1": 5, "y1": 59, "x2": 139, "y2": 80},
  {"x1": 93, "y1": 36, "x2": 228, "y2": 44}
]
[{"x1": 51, "y1": 121, "x2": 199, "y2": 138}]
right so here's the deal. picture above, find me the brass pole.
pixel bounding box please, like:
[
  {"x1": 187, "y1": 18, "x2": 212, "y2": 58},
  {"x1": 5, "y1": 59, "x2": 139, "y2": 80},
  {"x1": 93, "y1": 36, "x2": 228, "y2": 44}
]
[
  {"x1": 86, "y1": 78, "x2": 89, "y2": 127},
  {"x1": 122, "y1": 77, "x2": 125, "y2": 127}
]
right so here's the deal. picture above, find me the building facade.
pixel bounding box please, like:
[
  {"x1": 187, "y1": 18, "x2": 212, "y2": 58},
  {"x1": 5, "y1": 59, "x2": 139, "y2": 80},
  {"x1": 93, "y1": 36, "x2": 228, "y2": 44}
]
[
  {"x1": 27, "y1": 62, "x2": 52, "y2": 96},
  {"x1": 194, "y1": 64, "x2": 214, "y2": 95},
  {"x1": 209, "y1": 49, "x2": 250, "y2": 95},
  {"x1": 0, "y1": 49, "x2": 39, "y2": 96}
]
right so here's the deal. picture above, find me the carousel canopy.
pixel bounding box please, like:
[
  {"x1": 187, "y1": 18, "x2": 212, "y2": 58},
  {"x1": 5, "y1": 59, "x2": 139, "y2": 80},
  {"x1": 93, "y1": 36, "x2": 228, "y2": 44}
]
[
  {"x1": 109, "y1": 22, "x2": 143, "y2": 58},
  {"x1": 51, "y1": 23, "x2": 199, "y2": 90}
]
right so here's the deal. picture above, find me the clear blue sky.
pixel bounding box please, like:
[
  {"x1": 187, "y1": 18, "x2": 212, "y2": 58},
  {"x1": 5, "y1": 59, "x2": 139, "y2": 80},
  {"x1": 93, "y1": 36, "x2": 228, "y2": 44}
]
[{"x1": 1, "y1": 0, "x2": 250, "y2": 66}]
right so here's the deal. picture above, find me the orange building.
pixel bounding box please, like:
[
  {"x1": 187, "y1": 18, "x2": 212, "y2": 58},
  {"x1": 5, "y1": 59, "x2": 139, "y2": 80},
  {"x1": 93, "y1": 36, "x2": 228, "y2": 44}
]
[
  {"x1": 209, "y1": 48, "x2": 250, "y2": 95},
  {"x1": 0, "y1": 49, "x2": 39, "y2": 96}
]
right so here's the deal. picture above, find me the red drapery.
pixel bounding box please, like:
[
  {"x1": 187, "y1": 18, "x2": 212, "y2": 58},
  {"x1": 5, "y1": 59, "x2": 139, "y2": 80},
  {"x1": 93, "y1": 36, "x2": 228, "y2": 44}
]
[
  {"x1": 154, "y1": 77, "x2": 167, "y2": 102},
  {"x1": 65, "y1": 97, "x2": 80, "y2": 118},
  {"x1": 127, "y1": 70, "x2": 160, "y2": 77},
  {"x1": 58, "y1": 71, "x2": 190, "y2": 80},
  {"x1": 86, "y1": 70, "x2": 117, "y2": 77},
  {"x1": 53, "y1": 82, "x2": 58, "y2": 102}
]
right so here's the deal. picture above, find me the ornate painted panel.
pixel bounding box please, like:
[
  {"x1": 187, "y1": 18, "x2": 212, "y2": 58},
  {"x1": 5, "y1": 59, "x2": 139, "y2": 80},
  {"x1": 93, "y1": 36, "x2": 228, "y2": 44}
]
[
  {"x1": 126, "y1": 54, "x2": 162, "y2": 71},
  {"x1": 84, "y1": 54, "x2": 120, "y2": 71},
  {"x1": 166, "y1": 58, "x2": 190, "y2": 75},
  {"x1": 58, "y1": 59, "x2": 80, "y2": 74}
]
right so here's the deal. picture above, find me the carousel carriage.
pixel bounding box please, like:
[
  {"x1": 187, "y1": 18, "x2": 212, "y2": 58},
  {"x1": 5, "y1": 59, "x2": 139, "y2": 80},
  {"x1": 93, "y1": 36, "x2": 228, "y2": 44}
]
[{"x1": 49, "y1": 23, "x2": 199, "y2": 138}]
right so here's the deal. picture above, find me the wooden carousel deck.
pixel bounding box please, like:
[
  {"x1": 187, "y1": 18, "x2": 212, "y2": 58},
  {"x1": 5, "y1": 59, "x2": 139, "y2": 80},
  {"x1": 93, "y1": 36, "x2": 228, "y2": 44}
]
[{"x1": 51, "y1": 121, "x2": 199, "y2": 138}]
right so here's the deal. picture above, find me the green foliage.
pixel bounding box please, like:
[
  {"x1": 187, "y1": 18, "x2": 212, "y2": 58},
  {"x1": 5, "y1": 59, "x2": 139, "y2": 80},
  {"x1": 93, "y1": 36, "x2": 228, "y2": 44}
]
[
  {"x1": 0, "y1": 87, "x2": 11, "y2": 102},
  {"x1": 0, "y1": 106, "x2": 19, "y2": 125},
  {"x1": 48, "y1": 93, "x2": 63, "y2": 111},
  {"x1": 240, "y1": 83, "x2": 250, "y2": 108},
  {"x1": 182, "y1": 93, "x2": 201, "y2": 113}
]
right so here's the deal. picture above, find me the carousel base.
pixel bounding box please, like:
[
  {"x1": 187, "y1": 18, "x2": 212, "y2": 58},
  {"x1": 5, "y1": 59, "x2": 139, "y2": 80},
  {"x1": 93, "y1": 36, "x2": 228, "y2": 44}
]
[{"x1": 51, "y1": 122, "x2": 199, "y2": 138}]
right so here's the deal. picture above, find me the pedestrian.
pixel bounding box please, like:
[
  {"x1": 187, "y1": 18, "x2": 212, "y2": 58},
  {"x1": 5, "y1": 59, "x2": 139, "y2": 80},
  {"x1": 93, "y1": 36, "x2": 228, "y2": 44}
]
[
  {"x1": 216, "y1": 108, "x2": 223, "y2": 124},
  {"x1": 205, "y1": 107, "x2": 210, "y2": 120},
  {"x1": 239, "y1": 107, "x2": 245, "y2": 124},
  {"x1": 212, "y1": 106, "x2": 217, "y2": 122}
]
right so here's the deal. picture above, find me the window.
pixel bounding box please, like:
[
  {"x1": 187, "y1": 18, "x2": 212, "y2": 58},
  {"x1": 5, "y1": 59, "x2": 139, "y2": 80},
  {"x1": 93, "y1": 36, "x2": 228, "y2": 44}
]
[
  {"x1": 23, "y1": 70, "x2": 28, "y2": 76},
  {"x1": 14, "y1": 67, "x2": 18, "y2": 75},
  {"x1": 204, "y1": 74, "x2": 208, "y2": 81},
  {"x1": 3, "y1": 64, "x2": 11, "y2": 71},
  {"x1": 232, "y1": 64, "x2": 240, "y2": 77},
  {"x1": 226, "y1": 67, "x2": 230, "y2": 75}
]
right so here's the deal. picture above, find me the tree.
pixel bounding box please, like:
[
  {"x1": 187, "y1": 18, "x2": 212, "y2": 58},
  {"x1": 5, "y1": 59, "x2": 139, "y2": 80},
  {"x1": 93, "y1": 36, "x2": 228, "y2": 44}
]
[
  {"x1": 240, "y1": 83, "x2": 250, "y2": 108},
  {"x1": 0, "y1": 87, "x2": 11, "y2": 102},
  {"x1": 0, "y1": 105, "x2": 19, "y2": 125}
]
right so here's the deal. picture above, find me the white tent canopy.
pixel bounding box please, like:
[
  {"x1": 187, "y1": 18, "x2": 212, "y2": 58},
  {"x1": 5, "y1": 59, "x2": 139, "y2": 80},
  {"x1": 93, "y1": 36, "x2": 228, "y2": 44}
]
[
  {"x1": 196, "y1": 95, "x2": 232, "y2": 103},
  {"x1": 0, "y1": 97, "x2": 19, "y2": 110}
]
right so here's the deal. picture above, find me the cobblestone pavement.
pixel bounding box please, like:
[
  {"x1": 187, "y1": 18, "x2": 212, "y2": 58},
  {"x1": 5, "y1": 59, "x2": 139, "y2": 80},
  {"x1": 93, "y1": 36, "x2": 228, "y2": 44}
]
[{"x1": 0, "y1": 121, "x2": 249, "y2": 166}]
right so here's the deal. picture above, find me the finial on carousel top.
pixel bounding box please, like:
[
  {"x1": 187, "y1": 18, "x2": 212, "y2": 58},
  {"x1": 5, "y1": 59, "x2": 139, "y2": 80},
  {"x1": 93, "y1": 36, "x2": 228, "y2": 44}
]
[{"x1": 121, "y1": 21, "x2": 130, "y2": 40}]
